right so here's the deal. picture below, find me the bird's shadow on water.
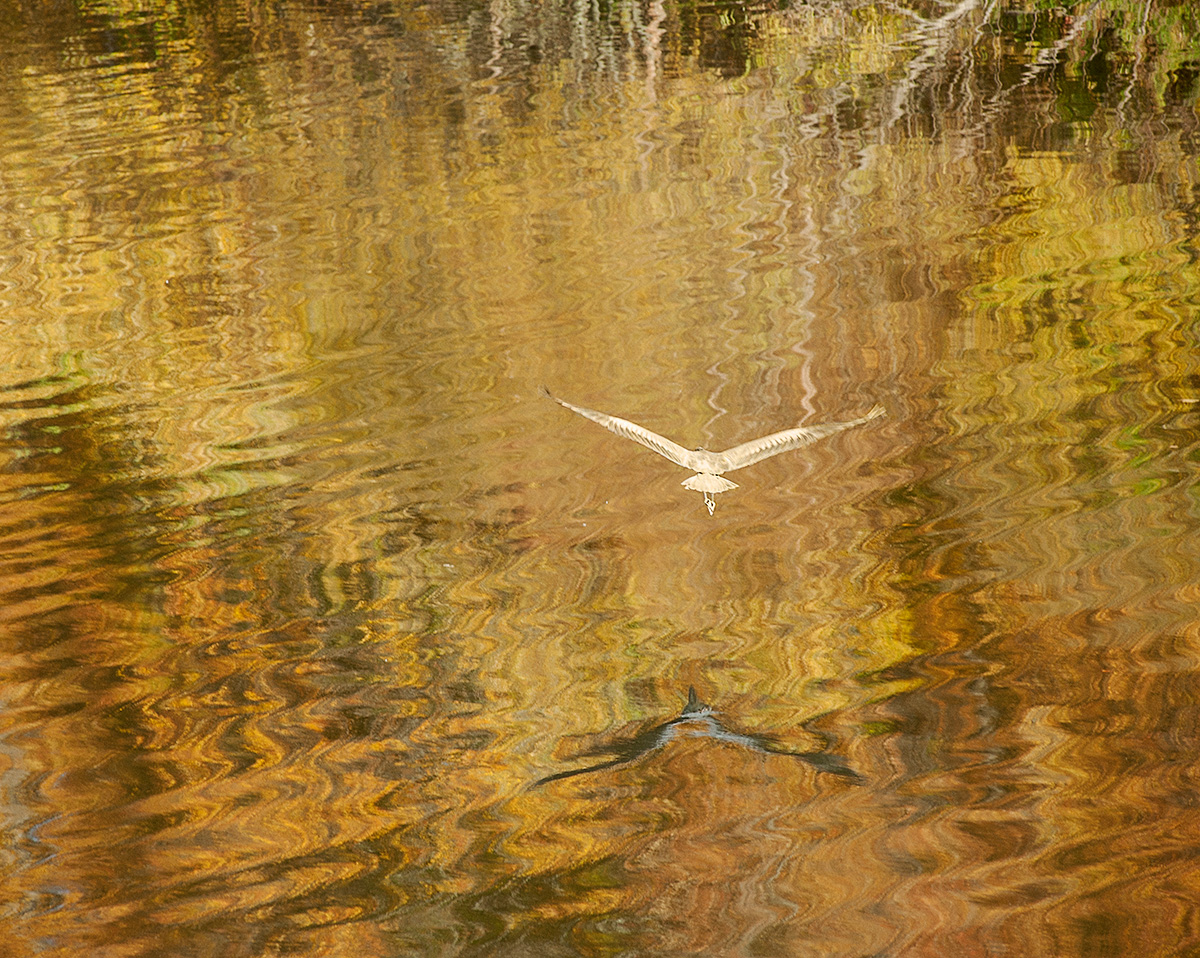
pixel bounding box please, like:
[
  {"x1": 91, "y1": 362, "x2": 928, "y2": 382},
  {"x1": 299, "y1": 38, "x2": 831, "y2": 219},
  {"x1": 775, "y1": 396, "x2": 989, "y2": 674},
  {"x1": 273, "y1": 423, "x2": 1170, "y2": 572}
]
[{"x1": 534, "y1": 687, "x2": 861, "y2": 787}]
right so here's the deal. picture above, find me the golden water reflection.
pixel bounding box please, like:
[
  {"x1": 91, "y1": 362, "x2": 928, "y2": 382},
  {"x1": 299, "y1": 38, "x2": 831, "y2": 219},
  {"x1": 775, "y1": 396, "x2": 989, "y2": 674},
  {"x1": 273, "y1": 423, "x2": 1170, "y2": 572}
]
[{"x1": 1, "y1": 0, "x2": 1199, "y2": 955}]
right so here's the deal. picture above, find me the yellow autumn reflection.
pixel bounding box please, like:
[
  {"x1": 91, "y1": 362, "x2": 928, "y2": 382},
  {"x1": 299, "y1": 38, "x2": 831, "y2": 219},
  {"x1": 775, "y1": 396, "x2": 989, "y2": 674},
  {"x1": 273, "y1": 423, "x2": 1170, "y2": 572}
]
[{"x1": 1, "y1": 0, "x2": 1199, "y2": 956}]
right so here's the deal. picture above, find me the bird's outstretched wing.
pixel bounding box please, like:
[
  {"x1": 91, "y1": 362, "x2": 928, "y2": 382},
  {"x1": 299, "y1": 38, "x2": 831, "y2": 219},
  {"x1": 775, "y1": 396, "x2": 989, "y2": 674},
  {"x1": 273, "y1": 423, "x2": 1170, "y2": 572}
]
[
  {"x1": 541, "y1": 387, "x2": 699, "y2": 470},
  {"x1": 718, "y1": 404, "x2": 885, "y2": 473}
]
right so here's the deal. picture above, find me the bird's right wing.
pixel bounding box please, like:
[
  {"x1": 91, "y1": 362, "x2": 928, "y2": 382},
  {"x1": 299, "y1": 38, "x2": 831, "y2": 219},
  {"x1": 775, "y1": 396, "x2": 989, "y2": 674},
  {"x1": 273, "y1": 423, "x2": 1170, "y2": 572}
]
[
  {"x1": 719, "y1": 404, "x2": 885, "y2": 472},
  {"x1": 541, "y1": 387, "x2": 698, "y2": 470}
]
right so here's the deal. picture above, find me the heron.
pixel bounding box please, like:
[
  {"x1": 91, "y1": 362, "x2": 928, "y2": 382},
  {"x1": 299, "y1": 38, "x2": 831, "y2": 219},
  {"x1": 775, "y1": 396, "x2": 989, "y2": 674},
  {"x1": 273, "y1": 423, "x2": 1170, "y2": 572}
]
[{"x1": 542, "y1": 387, "x2": 884, "y2": 514}]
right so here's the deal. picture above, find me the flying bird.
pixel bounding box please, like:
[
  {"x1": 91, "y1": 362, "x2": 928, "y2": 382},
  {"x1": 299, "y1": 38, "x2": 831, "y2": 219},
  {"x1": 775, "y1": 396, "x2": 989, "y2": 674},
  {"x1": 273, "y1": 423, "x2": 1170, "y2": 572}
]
[{"x1": 542, "y1": 387, "x2": 884, "y2": 514}]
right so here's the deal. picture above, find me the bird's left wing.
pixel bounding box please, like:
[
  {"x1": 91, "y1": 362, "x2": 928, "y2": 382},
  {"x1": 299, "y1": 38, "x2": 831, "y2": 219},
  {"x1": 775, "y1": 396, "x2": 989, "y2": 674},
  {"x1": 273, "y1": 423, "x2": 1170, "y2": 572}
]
[{"x1": 542, "y1": 387, "x2": 698, "y2": 470}]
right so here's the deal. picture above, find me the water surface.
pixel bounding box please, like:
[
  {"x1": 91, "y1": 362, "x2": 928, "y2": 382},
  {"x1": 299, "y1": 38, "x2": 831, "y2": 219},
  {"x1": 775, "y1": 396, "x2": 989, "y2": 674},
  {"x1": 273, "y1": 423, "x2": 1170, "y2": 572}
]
[{"x1": 1, "y1": 0, "x2": 1199, "y2": 955}]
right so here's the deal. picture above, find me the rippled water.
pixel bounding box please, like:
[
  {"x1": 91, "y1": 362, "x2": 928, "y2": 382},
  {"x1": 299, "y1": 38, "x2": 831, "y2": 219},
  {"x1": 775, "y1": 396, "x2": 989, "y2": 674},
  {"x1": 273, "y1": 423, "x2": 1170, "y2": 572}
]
[{"x1": 2, "y1": 0, "x2": 1200, "y2": 955}]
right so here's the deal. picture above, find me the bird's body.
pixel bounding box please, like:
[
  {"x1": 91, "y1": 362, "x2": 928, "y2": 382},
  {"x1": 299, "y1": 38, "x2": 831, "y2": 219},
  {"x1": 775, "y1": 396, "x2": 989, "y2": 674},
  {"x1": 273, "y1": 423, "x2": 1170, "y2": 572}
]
[{"x1": 542, "y1": 387, "x2": 884, "y2": 513}]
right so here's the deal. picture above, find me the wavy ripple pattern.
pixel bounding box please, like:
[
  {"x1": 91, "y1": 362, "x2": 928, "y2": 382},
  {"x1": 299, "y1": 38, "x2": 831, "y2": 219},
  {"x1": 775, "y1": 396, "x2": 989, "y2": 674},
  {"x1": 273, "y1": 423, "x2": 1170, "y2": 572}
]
[{"x1": 1, "y1": 2, "x2": 1200, "y2": 958}]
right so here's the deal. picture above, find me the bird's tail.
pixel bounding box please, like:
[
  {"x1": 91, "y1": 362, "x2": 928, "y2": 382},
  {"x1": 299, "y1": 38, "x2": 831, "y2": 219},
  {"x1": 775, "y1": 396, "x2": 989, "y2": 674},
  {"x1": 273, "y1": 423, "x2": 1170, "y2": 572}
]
[{"x1": 681, "y1": 474, "x2": 738, "y2": 493}]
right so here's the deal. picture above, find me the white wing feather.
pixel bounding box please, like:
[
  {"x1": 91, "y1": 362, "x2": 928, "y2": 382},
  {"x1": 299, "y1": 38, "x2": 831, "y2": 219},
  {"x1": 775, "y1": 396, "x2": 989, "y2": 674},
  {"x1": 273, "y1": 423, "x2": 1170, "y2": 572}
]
[
  {"x1": 541, "y1": 387, "x2": 700, "y2": 470},
  {"x1": 544, "y1": 388, "x2": 884, "y2": 478},
  {"x1": 717, "y1": 404, "x2": 885, "y2": 473}
]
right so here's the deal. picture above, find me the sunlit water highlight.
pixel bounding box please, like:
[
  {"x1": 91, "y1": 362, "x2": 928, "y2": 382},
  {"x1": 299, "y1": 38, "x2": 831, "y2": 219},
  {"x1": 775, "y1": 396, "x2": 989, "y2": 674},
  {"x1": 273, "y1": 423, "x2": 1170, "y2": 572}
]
[{"x1": 1, "y1": 1, "x2": 1199, "y2": 956}]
